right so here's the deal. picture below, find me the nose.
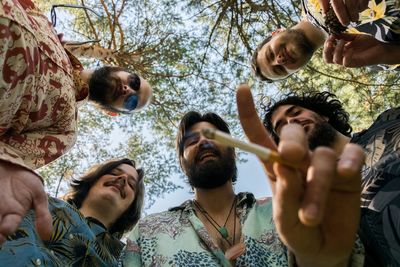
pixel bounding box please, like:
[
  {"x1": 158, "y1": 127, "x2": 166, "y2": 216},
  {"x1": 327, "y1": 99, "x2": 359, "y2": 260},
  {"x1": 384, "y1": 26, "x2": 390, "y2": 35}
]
[
  {"x1": 287, "y1": 117, "x2": 299, "y2": 124},
  {"x1": 116, "y1": 175, "x2": 127, "y2": 186},
  {"x1": 198, "y1": 137, "x2": 214, "y2": 149},
  {"x1": 122, "y1": 85, "x2": 132, "y2": 95},
  {"x1": 275, "y1": 53, "x2": 286, "y2": 65}
]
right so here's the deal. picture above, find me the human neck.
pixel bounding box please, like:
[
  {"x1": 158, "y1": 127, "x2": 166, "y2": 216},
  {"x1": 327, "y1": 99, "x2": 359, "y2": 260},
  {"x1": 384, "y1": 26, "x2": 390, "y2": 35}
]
[
  {"x1": 79, "y1": 201, "x2": 119, "y2": 229},
  {"x1": 292, "y1": 20, "x2": 327, "y2": 49},
  {"x1": 80, "y1": 69, "x2": 94, "y2": 84},
  {"x1": 194, "y1": 181, "x2": 236, "y2": 214}
]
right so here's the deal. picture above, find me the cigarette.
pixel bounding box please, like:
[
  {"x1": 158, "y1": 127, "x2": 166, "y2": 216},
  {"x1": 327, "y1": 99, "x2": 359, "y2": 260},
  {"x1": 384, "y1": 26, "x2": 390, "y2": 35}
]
[{"x1": 201, "y1": 128, "x2": 298, "y2": 168}]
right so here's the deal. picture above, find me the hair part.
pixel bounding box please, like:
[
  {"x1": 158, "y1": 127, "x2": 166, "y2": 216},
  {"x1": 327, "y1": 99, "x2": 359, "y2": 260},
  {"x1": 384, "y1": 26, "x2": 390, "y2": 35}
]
[
  {"x1": 262, "y1": 91, "x2": 353, "y2": 143},
  {"x1": 63, "y1": 158, "x2": 145, "y2": 236},
  {"x1": 176, "y1": 111, "x2": 237, "y2": 183}
]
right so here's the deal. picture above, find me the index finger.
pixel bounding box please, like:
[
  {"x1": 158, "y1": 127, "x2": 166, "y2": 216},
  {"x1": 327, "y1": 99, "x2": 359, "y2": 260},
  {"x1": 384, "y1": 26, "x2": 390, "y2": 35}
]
[{"x1": 236, "y1": 84, "x2": 278, "y2": 181}]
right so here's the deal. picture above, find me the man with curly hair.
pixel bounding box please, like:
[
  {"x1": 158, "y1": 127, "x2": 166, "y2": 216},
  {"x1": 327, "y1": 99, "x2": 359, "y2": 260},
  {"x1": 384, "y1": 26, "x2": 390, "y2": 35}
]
[
  {"x1": 262, "y1": 91, "x2": 400, "y2": 266},
  {"x1": 0, "y1": 158, "x2": 145, "y2": 266}
]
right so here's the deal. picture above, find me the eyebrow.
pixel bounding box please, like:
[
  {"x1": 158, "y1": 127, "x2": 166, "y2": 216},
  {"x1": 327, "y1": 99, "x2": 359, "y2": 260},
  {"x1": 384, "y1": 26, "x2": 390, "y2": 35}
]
[{"x1": 273, "y1": 105, "x2": 297, "y2": 134}]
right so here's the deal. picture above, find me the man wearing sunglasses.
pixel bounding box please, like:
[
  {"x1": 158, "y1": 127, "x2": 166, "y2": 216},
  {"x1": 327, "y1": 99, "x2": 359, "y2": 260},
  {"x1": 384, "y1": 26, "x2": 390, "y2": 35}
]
[{"x1": 0, "y1": 0, "x2": 152, "y2": 244}]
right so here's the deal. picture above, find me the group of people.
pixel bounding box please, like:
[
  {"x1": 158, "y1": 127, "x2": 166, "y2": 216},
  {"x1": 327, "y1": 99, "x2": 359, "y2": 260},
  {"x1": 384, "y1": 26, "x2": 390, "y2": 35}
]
[{"x1": 1, "y1": 0, "x2": 399, "y2": 266}]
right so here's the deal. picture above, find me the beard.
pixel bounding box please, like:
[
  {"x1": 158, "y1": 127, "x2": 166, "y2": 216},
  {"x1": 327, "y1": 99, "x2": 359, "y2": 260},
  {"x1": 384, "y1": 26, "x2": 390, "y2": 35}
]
[
  {"x1": 285, "y1": 28, "x2": 314, "y2": 59},
  {"x1": 308, "y1": 122, "x2": 338, "y2": 150},
  {"x1": 183, "y1": 147, "x2": 237, "y2": 189}
]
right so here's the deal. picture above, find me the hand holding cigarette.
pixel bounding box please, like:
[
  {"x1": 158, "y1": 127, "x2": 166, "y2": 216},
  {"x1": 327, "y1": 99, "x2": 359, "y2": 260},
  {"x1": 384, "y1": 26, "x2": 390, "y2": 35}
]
[{"x1": 201, "y1": 128, "x2": 299, "y2": 169}]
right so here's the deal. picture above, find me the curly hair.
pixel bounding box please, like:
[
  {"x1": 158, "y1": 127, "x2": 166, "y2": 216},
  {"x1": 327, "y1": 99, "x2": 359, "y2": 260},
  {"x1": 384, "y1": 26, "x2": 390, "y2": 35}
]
[
  {"x1": 176, "y1": 111, "x2": 237, "y2": 183},
  {"x1": 63, "y1": 158, "x2": 145, "y2": 236},
  {"x1": 263, "y1": 91, "x2": 352, "y2": 143}
]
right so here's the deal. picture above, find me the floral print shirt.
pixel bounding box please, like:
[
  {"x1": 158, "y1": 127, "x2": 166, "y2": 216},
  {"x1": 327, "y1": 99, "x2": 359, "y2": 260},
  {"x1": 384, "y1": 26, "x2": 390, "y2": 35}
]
[
  {"x1": 123, "y1": 192, "x2": 364, "y2": 267},
  {"x1": 0, "y1": 0, "x2": 88, "y2": 176},
  {"x1": 302, "y1": 0, "x2": 400, "y2": 70},
  {"x1": 351, "y1": 107, "x2": 400, "y2": 266},
  {"x1": 0, "y1": 197, "x2": 124, "y2": 267}
]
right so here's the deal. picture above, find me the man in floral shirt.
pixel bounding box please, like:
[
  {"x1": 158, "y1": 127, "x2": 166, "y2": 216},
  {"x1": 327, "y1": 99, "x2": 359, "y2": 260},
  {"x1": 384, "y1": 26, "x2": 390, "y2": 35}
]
[
  {"x1": 252, "y1": 0, "x2": 400, "y2": 81},
  {"x1": 122, "y1": 85, "x2": 366, "y2": 266},
  {"x1": 0, "y1": 0, "x2": 152, "y2": 245}
]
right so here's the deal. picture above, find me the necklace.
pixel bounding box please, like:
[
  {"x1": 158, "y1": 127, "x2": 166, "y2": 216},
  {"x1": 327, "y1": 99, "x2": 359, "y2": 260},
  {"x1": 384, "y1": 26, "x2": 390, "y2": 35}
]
[{"x1": 193, "y1": 197, "x2": 236, "y2": 246}]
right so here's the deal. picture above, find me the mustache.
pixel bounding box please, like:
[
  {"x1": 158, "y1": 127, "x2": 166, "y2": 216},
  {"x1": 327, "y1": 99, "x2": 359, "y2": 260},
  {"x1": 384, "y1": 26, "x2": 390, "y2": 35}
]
[
  {"x1": 104, "y1": 179, "x2": 126, "y2": 198},
  {"x1": 195, "y1": 146, "x2": 221, "y2": 163}
]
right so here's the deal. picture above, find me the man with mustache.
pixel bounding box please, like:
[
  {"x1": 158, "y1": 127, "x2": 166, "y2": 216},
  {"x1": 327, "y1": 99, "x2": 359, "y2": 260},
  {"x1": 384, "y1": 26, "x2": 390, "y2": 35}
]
[
  {"x1": 122, "y1": 86, "x2": 366, "y2": 266},
  {"x1": 262, "y1": 91, "x2": 400, "y2": 266},
  {"x1": 0, "y1": 0, "x2": 152, "y2": 245},
  {"x1": 251, "y1": 0, "x2": 400, "y2": 81},
  {"x1": 0, "y1": 158, "x2": 145, "y2": 266}
]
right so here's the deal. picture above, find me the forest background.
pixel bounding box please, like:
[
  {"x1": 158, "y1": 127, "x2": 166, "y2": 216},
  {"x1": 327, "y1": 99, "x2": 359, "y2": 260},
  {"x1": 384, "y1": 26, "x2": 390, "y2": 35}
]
[{"x1": 37, "y1": 0, "x2": 400, "y2": 214}]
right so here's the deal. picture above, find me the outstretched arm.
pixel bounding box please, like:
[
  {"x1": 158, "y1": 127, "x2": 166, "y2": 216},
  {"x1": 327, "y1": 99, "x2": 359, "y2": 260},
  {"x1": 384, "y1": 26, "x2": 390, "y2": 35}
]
[{"x1": 237, "y1": 85, "x2": 365, "y2": 267}]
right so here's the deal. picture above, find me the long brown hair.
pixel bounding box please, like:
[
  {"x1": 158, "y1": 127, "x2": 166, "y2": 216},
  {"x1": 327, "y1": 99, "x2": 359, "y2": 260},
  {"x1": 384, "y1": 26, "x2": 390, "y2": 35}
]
[{"x1": 63, "y1": 158, "x2": 145, "y2": 236}]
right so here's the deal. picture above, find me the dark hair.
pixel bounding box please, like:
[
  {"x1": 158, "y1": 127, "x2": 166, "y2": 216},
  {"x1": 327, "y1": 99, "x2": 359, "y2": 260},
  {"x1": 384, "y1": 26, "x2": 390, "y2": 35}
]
[
  {"x1": 88, "y1": 66, "x2": 131, "y2": 115},
  {"x1": 263, "y1": 91, "x2": 353, "y2": 143},
  {"x1": 64, "y1": 158, "x2": 145, "y2": 236},
  {"x1": 251, "y1": 35, "x2": 274, "y2": 82},
  {"x1": 176, "y1": 111, "x2": 237, "y2": 183}
]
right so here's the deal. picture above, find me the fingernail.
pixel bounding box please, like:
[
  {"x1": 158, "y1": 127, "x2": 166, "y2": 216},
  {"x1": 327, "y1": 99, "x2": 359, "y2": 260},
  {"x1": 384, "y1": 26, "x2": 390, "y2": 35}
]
[
  {"x1": 305, "y1": 203, "x2": 318, "y2": 220},
  {"x1": 339, "y1": 159, "x2": 353, "y2": 170}
]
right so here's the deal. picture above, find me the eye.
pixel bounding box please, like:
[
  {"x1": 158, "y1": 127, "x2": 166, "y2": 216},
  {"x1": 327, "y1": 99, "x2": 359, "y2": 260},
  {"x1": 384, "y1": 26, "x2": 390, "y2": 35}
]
[{"x1": 183, "y1": 132, "x2": 200, "y2": 148}]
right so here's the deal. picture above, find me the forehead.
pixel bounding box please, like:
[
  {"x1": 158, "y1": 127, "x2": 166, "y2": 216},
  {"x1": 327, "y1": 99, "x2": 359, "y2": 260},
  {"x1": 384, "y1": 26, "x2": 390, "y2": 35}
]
[
  {"x1": 188, "y1": 121, "x2": 218, "y2": 133},
  {"x1": 271, "y1": 104, "x2": 297, "y2": 122}
]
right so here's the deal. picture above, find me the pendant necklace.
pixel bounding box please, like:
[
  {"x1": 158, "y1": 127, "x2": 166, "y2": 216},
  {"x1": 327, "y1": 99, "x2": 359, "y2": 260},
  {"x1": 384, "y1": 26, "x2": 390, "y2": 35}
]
[{"x1": 193, "y1": 197, "x2": 236, "y2": 245}]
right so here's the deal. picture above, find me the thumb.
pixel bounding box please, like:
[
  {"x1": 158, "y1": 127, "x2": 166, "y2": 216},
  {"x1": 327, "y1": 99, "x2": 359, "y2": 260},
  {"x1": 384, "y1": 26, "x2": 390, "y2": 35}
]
[{"x1": 33, "y1": 193, "x2": 52, "y2": 241}]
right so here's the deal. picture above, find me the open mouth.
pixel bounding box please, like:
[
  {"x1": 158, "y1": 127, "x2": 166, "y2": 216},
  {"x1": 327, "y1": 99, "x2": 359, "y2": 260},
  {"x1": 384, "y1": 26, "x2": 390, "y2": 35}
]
[
  {"x1": 196, "y1": 149, "x2": 220, "y2": 163},
  {"x1": 283, "y1": 48, "x2": 295, "y2": 64}
]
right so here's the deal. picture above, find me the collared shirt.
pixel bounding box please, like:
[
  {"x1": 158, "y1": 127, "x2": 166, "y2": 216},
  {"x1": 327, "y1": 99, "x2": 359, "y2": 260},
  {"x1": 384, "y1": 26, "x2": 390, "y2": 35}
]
[
  {"x1": 302, "y1": 0, "x2": 400, "y2": 70},
  {"x1": 0, "y1": 0, "x2": 88, "y2": 174},
  {"x1": 123, "y1": 192, "x2": 364, "y2": 266},
  {"x1": 0, "y1": 197, "x2": 124, "y2": 267},
  {"x1": 351, "y1": 107, "x2": 400, "y2": 266}
]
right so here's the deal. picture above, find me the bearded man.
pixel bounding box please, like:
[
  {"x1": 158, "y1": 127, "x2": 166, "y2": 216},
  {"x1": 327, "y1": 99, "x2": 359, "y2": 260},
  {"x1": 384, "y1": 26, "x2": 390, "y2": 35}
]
[
  {"x1": 122, "y1": 105, "x2": 366, "y2": 267},
  {"x1": 262, "y1": 91, "x2": 400, "y2": 266}
]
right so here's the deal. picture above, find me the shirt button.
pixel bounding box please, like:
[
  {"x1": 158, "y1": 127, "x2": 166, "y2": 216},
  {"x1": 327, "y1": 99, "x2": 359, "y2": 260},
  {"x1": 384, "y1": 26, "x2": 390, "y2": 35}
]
[{"x1": 35, "y1": 259, "x2": 41, "y2": 265}]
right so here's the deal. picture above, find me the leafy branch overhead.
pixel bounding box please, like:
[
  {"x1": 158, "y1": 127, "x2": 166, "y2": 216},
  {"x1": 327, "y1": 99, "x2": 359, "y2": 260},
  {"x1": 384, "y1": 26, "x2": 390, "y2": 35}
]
[{"x1": 39, "y1": 0, "x2": 400, "y2": 210}]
